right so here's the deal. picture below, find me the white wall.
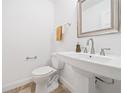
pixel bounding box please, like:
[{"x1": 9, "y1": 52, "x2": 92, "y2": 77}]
[
  {"x1": 53, "y1": 0, "x2": 121, "y2": 55},
  {"x1": 2, "y1": 0, "x2": 54, "y2": 90},
  {"x1": 52, "y1": 0, "x2": 121, "y2": 93}
]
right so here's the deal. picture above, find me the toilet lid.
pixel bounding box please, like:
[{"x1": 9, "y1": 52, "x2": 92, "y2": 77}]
[{"x1": 32, "y1": 66, "x2": 56, "y2": 76}]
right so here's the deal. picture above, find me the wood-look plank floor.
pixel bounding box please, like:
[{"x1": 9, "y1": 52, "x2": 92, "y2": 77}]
[
  {"x1": 3, "y1": 82, "x2": 71, "y2": 93},
  {"x1": 50, "y1": 84, "x2": 71, "y2": 93}
]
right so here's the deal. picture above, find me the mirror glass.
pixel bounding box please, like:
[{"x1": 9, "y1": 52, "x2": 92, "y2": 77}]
[
  {"x1": 82, "y1": 0, "x2": 111, "y2": 32},
  {"x1": 77, "y1": 0, "x2": 120, "y2": 37}
]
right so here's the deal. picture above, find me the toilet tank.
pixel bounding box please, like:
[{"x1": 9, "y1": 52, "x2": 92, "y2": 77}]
[{"x1": 51, "y1": 53, "x2": 65, "y2": 70}]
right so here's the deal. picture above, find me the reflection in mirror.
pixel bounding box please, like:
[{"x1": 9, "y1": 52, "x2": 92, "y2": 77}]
[
  {"x1": 77, "y1": 0, "x2": 120, "y2": 37},
  {"x1": 82, "y1": 0, "x2": 111, "y2": 32}
]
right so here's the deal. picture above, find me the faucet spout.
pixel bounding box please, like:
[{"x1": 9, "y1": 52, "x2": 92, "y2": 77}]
[{"x1": 87, "y1": 38, "x2": 95, "y2": 54}]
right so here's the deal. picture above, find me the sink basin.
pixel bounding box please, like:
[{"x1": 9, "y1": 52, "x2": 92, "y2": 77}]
[
  {"x1": 65, "y1": 52, "x2": 111, "y2": 63},
  {"x1": 56, "y1": 52, "x2": 121, "y2": 80}
]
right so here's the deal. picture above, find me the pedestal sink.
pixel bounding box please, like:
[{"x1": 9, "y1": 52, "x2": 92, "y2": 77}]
[{"x1": 56, "y1": 52, "x2": 121, "y2": 80}]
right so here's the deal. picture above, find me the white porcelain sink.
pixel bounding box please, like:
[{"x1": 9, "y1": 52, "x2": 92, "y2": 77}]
[
  {"x1": 56, "y1": 52, "x2": 121, "y2": 80},
  {"x1": 64, "y1": 52, "x2": 111, "y2": 63}
]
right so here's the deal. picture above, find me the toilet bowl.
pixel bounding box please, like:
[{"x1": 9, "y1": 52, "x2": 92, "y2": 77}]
[
  {"x1": 32, "y1": 66, "x2": 56, "y2": 93},
  {"x1": 32, "y1": 54, "x2": 64, "y2": 93}
]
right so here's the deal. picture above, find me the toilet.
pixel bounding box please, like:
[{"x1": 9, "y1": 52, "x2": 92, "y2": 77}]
[{"x1": 32, "y1": 54, "x2": 64, "y2": 93}]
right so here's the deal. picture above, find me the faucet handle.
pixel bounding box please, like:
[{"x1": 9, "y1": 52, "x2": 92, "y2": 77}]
[
  {"x1": 81, "y1": 47, "x2": 88, "y2": 53},
  {"x1": 100, "y1": 48, "x2": 111, "y2": 56}
]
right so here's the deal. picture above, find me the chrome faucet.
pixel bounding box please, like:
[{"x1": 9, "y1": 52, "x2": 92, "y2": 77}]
[{"x1": 86, "y1": 38, "x2": 95, "y2": 54}]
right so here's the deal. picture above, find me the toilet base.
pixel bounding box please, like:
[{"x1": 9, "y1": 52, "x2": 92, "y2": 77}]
[
  {"x1": 48, "y1": 81, "x2": 59, "y2": 92},
  {"x1": 35, "y1": 79, "x2": 48, "y2": 93}
]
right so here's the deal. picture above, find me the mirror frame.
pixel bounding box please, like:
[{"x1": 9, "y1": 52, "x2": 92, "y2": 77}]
[{"x1": 77, "y1": 0, "x2": 121, "y2": 38}]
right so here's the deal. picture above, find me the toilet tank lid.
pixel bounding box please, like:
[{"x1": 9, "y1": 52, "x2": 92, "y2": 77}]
[{"x1": 32, "y1": 66, "x2": 56, "y2": 76}]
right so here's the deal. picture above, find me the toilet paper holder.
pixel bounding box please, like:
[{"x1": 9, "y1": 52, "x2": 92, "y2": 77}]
[{"x1": 25, "y1": 56, "x2": 37, "y2": 60}]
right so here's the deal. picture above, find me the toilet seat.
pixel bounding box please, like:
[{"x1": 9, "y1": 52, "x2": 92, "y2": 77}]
[{"x1": 32, "y1": 66, "x2": 56, "y2": 76}]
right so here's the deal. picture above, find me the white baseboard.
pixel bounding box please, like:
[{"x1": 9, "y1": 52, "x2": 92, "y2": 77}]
[
  {"x1": 2, "y1": 77, "x2": 33, "y2": 92},
  {"x1": 60, "y1": 76, "x2": 74, "y2": 93}
]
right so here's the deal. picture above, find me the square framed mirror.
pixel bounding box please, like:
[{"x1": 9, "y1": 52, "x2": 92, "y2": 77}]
[{"x1": 77, "y1": 0, "x2": 121, "y2": 37}]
